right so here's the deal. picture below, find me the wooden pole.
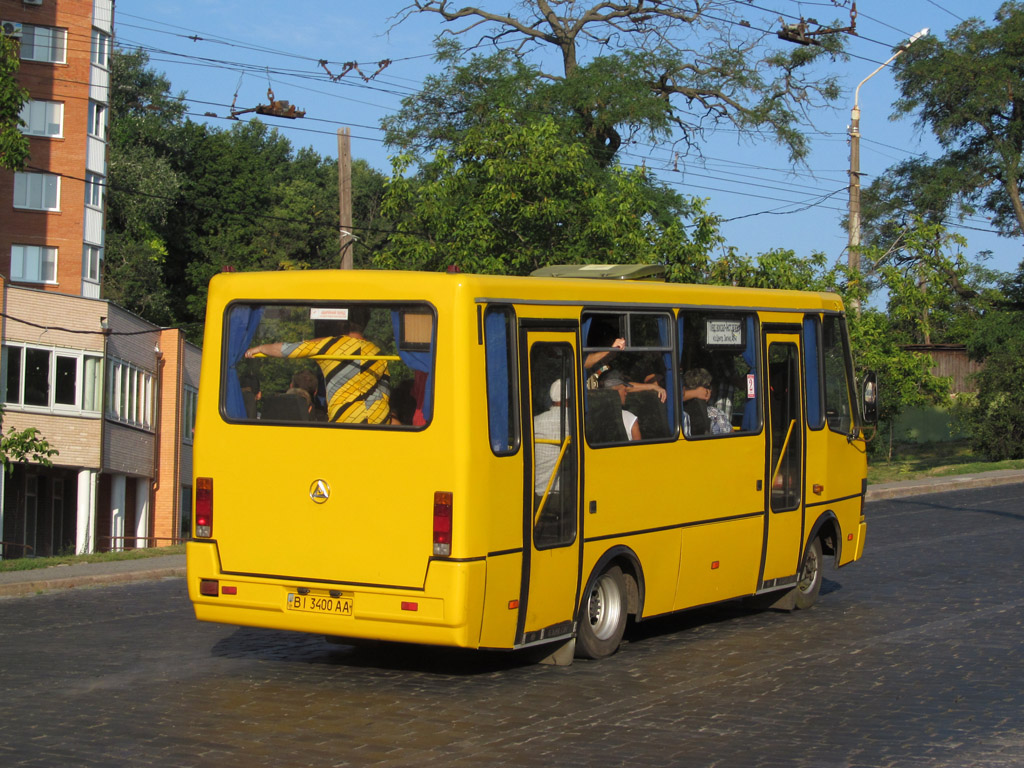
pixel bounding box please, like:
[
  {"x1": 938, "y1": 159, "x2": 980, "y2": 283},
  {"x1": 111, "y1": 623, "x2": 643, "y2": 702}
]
[{"x1": 337, "y1": 127, "x2": 353, "y2": 269}]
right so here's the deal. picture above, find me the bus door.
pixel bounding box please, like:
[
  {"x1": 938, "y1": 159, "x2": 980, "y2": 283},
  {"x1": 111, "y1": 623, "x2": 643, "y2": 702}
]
[
  {"x1": 761, "y1": 331, "x2": 805, "y2": 583},
  {"x1": 517, "y1": 327, "x2": 581, "y2": 646}
]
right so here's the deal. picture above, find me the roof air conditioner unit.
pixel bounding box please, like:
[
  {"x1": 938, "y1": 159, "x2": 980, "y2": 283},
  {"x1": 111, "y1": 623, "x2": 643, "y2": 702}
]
[{"x1": 2, "y1": 21, "x2": 23, "y2": 37}]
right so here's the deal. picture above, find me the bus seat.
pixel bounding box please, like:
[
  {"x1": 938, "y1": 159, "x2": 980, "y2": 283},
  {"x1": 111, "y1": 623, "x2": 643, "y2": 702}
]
[
  {"x1": 261, "y1": 393, "x2": 311, "y2": 422},
  {"x1": 586, "y1": 389, "x2": 629, "y2": 444},
  {"x1": 625, "y1": 390, "x2": 670, "y2": 439}
]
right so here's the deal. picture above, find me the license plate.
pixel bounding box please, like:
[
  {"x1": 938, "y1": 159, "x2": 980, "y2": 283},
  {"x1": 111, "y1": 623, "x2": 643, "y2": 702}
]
[{"x1": 287, "y1": 593, "x2": 353, "y2": 616}]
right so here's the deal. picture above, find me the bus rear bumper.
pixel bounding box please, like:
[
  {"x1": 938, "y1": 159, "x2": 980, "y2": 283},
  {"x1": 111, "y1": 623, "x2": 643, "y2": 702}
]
[{"x1": 186, "y1": 541, "x2": 485, "y2": 649}]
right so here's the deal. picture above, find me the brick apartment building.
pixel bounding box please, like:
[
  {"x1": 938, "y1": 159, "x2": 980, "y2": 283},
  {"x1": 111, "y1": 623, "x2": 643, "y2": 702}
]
[{"x1": 0, "y1": 0, "x2": 200, "y2": 558}]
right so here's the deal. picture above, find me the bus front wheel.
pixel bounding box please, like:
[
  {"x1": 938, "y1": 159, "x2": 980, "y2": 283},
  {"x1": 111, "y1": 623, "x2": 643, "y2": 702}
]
[
  {"x1": 794, "y1": 537, "x2": 823, "y2": 610},
  {"x1": 575, "y1": 565, "x2": 627, "y2": 659}
]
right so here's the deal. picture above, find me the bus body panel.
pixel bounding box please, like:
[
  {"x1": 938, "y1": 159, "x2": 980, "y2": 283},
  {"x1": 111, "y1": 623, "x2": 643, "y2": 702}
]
[{"x1": 187, "y1": 540, "x2": 486, "y2": 647}]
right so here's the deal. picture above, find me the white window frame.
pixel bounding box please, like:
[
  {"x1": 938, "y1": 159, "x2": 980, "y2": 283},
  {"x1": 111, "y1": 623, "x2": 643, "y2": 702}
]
[
  {"x1": 19, "y1": 99, "x2": 63, "y2": 138},
  {"x1": 2, "y1": 343, "x2": 103, "y2": 413},
  {"x1": 87, "y1": 101, "x2": 106, "y2": 140},
  {"x1": 85, "y1": 173, "x2": 104, "y2": 209},
  {"x1": 13, "y1": 172, "x2": 60, "y2": 211},
  {"x1": 183, "y1": 385, "x2": 198, "y2": 444},
  {"x1": 91, "y1": 29, "x2": 110, "y2": 68},
  {"x1": 107, "y1": 357, "x2": 155, "y2": 430},
  {"x1": 83, "y1": 245, "x2": 102, "y2": 283},
  {"x1": 20, "y1": 25, "x2": 68, "y2": 64},
  {"x1": 10, "y1": 244, "x2": 57, "y2": 284}
]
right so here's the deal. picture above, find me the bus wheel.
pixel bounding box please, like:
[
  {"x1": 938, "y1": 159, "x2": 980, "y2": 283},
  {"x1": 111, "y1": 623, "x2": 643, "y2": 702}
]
[
  {"x1": 794, "y1": 537, "x2": 823, "y2": 610},
  {"x1": 576, "y1": 565, "x2": 627, "y2": 659}
]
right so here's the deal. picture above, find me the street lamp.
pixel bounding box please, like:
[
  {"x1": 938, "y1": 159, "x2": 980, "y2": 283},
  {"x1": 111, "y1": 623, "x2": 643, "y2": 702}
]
[{"x1": 847, "y1": 28, "x2": 929, "y2": 304}]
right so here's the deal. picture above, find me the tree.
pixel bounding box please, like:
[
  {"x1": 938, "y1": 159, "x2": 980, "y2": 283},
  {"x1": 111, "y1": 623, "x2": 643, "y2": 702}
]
[
  {"x1": 393, "y1": 1, "x2": 846, "y2": 166},
  {"x1": 958, "y1": 260, "x2": 1024, "y2": 460},
  {"x1": 0, "y1": 406, "x2": 58, "y2": 475},
  {"x1": 0, "y1": 33, "x2": 29, "y2": 171},
  {"x1": 889, "y1": 2, "x2": 1024, "y2": 237},
  {"x1": 377, "y1": 111, "x2": 721, "y2": 278}
]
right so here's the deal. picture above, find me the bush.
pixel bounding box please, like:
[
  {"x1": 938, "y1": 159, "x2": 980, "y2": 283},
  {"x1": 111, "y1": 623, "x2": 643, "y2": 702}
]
[{"x1": 964, "y1": 348, "x2": 1024, "y2": 461}]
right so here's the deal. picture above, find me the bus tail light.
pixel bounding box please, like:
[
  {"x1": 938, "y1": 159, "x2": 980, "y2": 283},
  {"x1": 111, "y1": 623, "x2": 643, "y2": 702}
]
[
  {"x1": 433, "y1": 491, "x2": 452, "y2": 556},
  {"x1": 196, "y1": 477, "x2": 213, "y2": 538}
]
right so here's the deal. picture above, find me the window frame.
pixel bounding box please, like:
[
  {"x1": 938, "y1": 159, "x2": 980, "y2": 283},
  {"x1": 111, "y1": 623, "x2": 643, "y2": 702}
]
[
  {"x1": 10, "y1": 244, "x2": 57, "y2": 284},
  {"x1": 87, "y1": 101, "x2": 106, "y2": 140},
  {"x1": 91, "y1": 28, "x2": 110, "y2": 68},
  {"x1": 581, "y1": 309, "x2": 676, "y2": 446},
  {"x1": 13, "y1": 172, "x2": 60, "y2": 212},
  {"x1": 484, "y1": 305, "x2": 520, "y2": 456},
  {"x1": 19, "y1": 99, "x2": 63, "y2": 138},
  {"x1": 84, "y1": 173, "x2": 104, "y2": 209},
  {"x1": 2, "y1": 343, "x2": 103, "y2": 414},
  {"x1": 183, "y1": 385, "x2": 198, "y2": 444},
  {"x1": 107, "y1": 357, "x2": 155, "y2": 430},
  {"x1": 678, "y1": 310, "x2": 762, "y2": 439},
  {"x1": 20, "y1": 25, "x2": 68, "y2": 64}
]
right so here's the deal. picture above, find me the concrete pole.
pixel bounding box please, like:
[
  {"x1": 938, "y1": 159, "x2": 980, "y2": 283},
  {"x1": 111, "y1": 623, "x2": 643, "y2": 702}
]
[{"x1": 338, "y1": 128, "x2": 353, "y2": 269}]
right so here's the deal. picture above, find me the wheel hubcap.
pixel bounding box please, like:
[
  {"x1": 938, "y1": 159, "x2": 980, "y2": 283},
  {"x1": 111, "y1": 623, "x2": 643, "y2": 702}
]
[{"x1": 588, "y1": 574, "x2": 623, "y2": 640}]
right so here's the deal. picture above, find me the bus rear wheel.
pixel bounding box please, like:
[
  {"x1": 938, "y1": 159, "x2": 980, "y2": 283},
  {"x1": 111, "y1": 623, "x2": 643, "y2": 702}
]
[
  {"x1": 794, "y1": 537, "x2": 823, "y2": 610},
  {"x1": 575, "y1": 565, "x2": 627, "y2": 659}
]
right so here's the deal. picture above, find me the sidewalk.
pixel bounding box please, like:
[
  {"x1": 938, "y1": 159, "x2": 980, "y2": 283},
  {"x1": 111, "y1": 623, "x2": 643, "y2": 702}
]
[{"x1": 2, "y1": 469, "x2": 1023, "y2": 598}]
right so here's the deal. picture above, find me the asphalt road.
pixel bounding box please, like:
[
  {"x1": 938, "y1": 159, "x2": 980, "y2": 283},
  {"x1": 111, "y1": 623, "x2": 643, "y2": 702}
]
[{"x1": 1, "y1": 482, "x2": 1023, "y2": 767}]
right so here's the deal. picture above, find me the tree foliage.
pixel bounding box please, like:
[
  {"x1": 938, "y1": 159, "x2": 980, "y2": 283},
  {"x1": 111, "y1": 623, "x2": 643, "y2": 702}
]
[
  {"x1": 105, "y1": 49, "x2": 389, "y2": 336},
  {"x1": 378, "y1": 111, "x2": 721, "y2": 277},
  {"x1": 887, "y1": 2, "x2": 1024, "y2": 237},
  {"x1": 0, "y1": 406, "x2": 58, "y2": 475},
  {"x1": 393, "y1": 1, "x2": 845, "y2": 165},
  {"x1": 0, "y1": 33, "x2": 29, "y2": 171}
]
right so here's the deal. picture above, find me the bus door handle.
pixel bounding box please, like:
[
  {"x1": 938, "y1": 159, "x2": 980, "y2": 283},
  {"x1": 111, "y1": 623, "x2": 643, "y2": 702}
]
[{"x1": 589, "y1": 500, "x2": 597, "y2": 515}]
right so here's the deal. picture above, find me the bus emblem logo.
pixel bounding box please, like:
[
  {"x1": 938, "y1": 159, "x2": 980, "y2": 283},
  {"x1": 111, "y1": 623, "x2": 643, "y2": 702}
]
[{"x1": 309, "y1": 479, "x2": 331, "y2": 504}]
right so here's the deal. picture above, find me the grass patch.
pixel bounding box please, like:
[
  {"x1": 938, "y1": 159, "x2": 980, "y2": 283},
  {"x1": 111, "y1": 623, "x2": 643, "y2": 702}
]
[
  {"x1": 868, "y1": 441, "x2": 1024, "y2": 484},
  {"x1": 0, "y1": 544, "x2": 185, "y2": 573}
]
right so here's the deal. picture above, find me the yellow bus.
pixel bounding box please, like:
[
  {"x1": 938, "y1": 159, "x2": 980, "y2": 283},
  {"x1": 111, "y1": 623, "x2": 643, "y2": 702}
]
[{"x1": 187, "y1": 266, "x2": 873, "y2": 663}]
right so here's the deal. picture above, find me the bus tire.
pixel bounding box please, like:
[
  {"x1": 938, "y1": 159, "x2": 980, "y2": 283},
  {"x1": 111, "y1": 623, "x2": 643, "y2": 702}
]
[
  {"x1": 794, "y1": 537, "x2": 823, "y2": 610},
  {"x1": 575, "y1": 565, "x2": 627, "y2": 659}
]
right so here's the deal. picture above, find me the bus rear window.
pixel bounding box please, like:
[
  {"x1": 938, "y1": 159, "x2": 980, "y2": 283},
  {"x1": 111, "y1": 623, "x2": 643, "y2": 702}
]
[{"x1": 223, "y1": 301, "x2": 435, "y2": 427}]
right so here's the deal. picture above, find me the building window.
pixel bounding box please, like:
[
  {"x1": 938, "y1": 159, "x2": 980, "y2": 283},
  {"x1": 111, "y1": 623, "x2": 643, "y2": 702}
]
[
  {"x1": 10, "y1": 244, "x2": 57, "y2": 284},
  {"x1": 87, "y1": 102, "x2": 106, "y2": 140},
  {"x1": 85, "y1": 173, "x2": 104, "y2": 209},
  {"x1": 20, "y1": 25, "x2": 68, "y2": 64},
  {"x1": 83, "y1": 245, "x2": 101, "y2": 283},
  {"x1": 2, "y1": 344, "x2": 103, "y2": 412},
  {"x1": 107, "y1": 358, "x2": 154, "y2": 430},
  {"x1": 183, "y1": 385, "x2": 198, "y2": 444},
  {"x1": 91, "y1": 29, "x2": 110, "y2": 68},
  {"x1": 13, "y1": 172, "x2": 60, "y2": 211},
  {"x1": 19, "y1": 100, "x2": 63, "y2": 138}
]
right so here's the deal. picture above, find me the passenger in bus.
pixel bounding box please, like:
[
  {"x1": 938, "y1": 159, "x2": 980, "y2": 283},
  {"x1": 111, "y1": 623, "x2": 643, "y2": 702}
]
[
  {"x1": 244, "y1": 307, "x2": 390, "y2": 424},
  {"x1": 286, "y1": 369, "x2": 320, "y2": 419},
  {"x1": 534, "y1": 380, "x2": 572, "y2": 495},
  {"x1": 682, "y1": 368, "x2": 731, "y2": 437},
  {"x1": 597, "y1": 370, "x2": 643, "y2": 440},
  {"x1": 389, "y1": 379, "x2": 417, "y2": 425},
  {"x1": 239, "y1": 373, "x2": 261, "y2": 419}
]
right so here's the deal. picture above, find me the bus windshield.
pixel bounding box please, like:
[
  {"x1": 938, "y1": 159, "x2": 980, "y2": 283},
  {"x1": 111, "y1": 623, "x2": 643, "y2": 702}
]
[{"x1": 222, "y1": 300, "x2": 435, "y2": 427}]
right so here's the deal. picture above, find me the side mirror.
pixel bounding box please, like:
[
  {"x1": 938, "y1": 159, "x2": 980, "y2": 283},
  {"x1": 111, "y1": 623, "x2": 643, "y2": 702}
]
[{"x1": 862, "y1": 371, "x2": 878, "y2": 425}]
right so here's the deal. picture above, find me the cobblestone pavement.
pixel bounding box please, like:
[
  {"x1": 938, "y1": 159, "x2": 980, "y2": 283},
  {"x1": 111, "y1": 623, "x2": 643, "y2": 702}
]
[{"x1": 1, "y1": 483, "x2": 1022, "y2": 768}]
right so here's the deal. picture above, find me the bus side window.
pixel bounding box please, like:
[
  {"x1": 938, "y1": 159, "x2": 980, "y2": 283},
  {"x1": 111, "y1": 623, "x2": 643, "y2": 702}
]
[
  {"x1": 582, "y1": 310, "x2": 674, "y2": 445},
  {"x1": 822, "y1": 315, "x2": 856, "y2": 434},
  {"x1": 679, "y1": 312, "x2": 759, "y2": 437},
  {"x1": 484, "y1": 306, "x2": 519, "y2": 454}
]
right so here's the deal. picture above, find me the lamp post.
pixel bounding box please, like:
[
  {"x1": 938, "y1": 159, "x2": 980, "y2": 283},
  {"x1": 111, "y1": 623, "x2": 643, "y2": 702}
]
[{"x1": 848, "y1": 28, "x2": 929, "y2": 310}]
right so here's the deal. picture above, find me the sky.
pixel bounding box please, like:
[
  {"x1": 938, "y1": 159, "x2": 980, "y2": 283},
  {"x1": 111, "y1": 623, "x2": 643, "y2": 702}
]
[{"x1": 110, "y1": 0, "x2": 1024, "y2": 277}]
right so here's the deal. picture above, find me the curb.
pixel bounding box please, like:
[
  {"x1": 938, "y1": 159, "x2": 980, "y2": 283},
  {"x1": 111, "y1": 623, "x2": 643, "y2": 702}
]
[
  {"x1": 865, "y1": 469, "x2": 1024, "y2": 501},
  {"x1": 0, "y1": 565, "x2": 186, "y2": 598}
]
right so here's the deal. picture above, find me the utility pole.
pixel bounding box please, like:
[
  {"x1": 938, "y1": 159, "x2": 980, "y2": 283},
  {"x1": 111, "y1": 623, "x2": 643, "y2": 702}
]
[
  {"x1": 848, "y1": 28, "x2": 929, "y2": 312},
  {"x1": 337, "y1": 127, "x2": 353, "y2": 269}
]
